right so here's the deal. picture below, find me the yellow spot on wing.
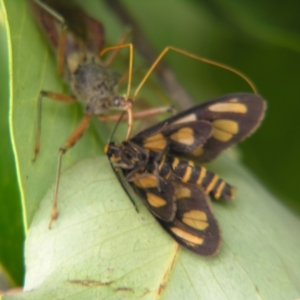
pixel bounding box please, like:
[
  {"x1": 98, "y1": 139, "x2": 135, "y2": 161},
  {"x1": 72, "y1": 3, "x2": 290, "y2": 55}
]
[
  {"x1": 170, "y1": 227, "x2": 204, "y2": 245},
  {"x1": 212, "y1": 129, "x2": 232, "y2": 142},
  {"x1": 208, "y1": 101, "x2": 247, "y2": 113},
  {"x1": 212, "y1": 119, "x2": 239, "y2": 142},
  {"x1": 146, "y1": 192, "x2": 167, "y2": 207},
  {"x1": 191, "y1": 145, "x2": 204, "y2": 157},
  {"x1": 133, "y1": 175, "x2": 158, "y2": 188},
  {"x1": 173, "y1": 114, "x2": 197, "y2": 124},
  {"x1": 175, "y1": 186, "x2": 191, "y2": 199},
  {"x1": 213, "y1": 119, "x2": 239, "y2": 134},
  {"x1": 143, "y1": 133, "x2": 167, "y2": 151},
  {"x1": 183, "y1": 210, "x2": 209, "y2": 230},
  {"x1": 170, "y1": 128, "x2": 194, "y2": 145}
]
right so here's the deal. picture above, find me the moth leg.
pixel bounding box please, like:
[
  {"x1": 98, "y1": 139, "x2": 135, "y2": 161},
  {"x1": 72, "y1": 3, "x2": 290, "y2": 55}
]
[
  {"x1": 33, "y1": 91, "x2": 75, "y2": 162},
  {"x1": 153, "y1": 145, "x2": 170, "y2": 192},
  {"x1": 48, "y1": 114, "x2": 92, "y2": 229}
]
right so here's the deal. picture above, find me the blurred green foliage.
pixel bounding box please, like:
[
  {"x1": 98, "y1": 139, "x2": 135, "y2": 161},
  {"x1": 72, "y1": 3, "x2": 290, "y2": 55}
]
[{"x1": 1, "y1": 0, "x2": 299, "y2": 289}]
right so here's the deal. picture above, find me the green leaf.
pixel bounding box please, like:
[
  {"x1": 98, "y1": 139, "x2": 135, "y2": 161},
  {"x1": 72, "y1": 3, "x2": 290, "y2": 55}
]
[
  {"x1": 4, "y1": 155, "x2": 300, "y2": 299},
  {"x1": 0, "y1": 0, "x2": 24, "y2": 286}
]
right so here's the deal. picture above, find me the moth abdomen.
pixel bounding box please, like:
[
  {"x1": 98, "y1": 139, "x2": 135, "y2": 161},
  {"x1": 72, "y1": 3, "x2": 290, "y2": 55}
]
[{"x1": 163, "y1": 156, "x2": 234, "y2": 201}]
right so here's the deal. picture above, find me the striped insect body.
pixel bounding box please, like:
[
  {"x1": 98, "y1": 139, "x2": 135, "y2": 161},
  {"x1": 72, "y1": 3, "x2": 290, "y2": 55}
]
[{"x1": 106, "y1": 93, "x2": 266, "y2": 256}]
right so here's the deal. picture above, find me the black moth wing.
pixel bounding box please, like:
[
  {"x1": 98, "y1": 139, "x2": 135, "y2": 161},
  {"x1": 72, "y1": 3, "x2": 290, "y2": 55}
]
[
  {"x1": 132, "y1": 93, "x2": 266, "y2": 162},
  {"x1": 132, "y1": 120, "x2": 213, "y2": 155},
  {"x1": 129, "y1": 176, "x2": 176, "y2": 222},
  {"x1": 157, "y1": 183, "x2": 221, "y2": 256}
]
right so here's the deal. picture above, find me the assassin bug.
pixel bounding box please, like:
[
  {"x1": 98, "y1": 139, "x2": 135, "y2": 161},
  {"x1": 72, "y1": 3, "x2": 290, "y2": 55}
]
[
  {"x1": 30, "y1": 1, "x2": 259, "y2": 228},
  {"x1": 106, "y1": 93, "x2": 266, "y2": 256},
  {"x1": 30, "y1": 0, "x2": 170, "y2": 227}
]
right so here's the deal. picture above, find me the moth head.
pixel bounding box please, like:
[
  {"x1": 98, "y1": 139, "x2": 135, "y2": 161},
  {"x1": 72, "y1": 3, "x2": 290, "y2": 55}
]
[{"x1": 105, "y1": 142, "x2": 122, "y2": 161}]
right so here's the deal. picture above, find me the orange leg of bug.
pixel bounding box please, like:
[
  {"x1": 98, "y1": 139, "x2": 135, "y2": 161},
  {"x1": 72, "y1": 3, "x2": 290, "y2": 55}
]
[
  {"x1": 48, "y1": 114, "x2": 92, "y2": 229},
  {"x1": 104, "y1": 29, "x2": 132, "y2": 67},
  {"x1": 57, "y1": 25, "x2": 67, "y2": 77},
  {"x1": 34, "y1": 0, "x2": 67, "y2": 76},
  {"x1": 33, "y1": 91, "x2": 75, "y2": 162},
  {"x1": 101, "y1": 45, "x2": 257, "y2": 140},
  {"x1": 101, "y1": 43, "x2": 135, "y2": 139},
  {"x1": 98, "y1": 106, "x2": 174, "y2": 123}
]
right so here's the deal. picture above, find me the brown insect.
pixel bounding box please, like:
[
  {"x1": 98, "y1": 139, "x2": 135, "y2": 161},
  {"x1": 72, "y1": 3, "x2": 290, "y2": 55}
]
[{"x1": 30, "y1": 0, "x2": 169, "y2": 227}]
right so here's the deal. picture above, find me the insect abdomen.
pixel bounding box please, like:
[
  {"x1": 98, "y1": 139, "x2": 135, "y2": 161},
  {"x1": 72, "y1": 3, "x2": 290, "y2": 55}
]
[{"x1": 160, "y1": 155, "x2": 234, "y2": 201}]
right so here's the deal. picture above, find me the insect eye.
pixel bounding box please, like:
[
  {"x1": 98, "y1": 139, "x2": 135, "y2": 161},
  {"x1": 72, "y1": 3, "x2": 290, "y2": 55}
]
[{"x1": 112, "y1": 97, "x2": 120, "y2": 107}]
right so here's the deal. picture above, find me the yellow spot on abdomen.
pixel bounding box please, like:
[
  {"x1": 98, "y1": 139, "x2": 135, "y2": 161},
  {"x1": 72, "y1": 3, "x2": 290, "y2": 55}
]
[
  {"x1": 196, "y1": 167, "x2": 207, "y2": 185},
  {"x1": 204, "y1": 175, "x2": 219, "y2": 194},
  {"x1": 213, "y1": 181, "x2": 226, "y2": 199},
  {"x1": 182, "y1": 161, "x2": 194, "y2": 182}
]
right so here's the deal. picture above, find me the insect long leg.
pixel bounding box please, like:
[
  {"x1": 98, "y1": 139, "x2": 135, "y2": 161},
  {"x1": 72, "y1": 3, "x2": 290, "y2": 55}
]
[
  {"x1": 49, "y1": 113, "x2": 92, "y2": 229},
  {"x1": 57, "y1": 25, "x2": 67, "y2": 76},
  {"x1": 101, "y1": 43, "x2": 134, "y2": 101},
  {"x1": 33, "y1": 91, "x2": 75, "y2": 162},
  {"x1": 98, "y1": 106, "x2": 174, "y2": 123},
  {"x1": 133, "y1": 46, "x2": 257, "y2": 100},
  {"x1": 33, "y1": 0, "x2": 68, "y2": 76},
  {"x1": 101, "y1": 43, "x2": 134, "y2": 139},
  {"x1": 104, "y1": 29, "x2": 132, "y2": 67}
]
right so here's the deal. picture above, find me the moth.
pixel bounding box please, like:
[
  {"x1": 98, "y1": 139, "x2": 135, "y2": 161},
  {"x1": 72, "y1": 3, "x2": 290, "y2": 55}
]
[{"x1": 106, "y1": 93, "x2": 266, "y2": 256}]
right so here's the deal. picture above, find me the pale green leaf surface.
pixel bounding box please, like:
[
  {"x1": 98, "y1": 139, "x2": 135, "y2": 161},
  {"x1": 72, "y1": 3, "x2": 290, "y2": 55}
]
[{"x1": 5, "y1": 155, "x2": 300, "y2": 300}]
